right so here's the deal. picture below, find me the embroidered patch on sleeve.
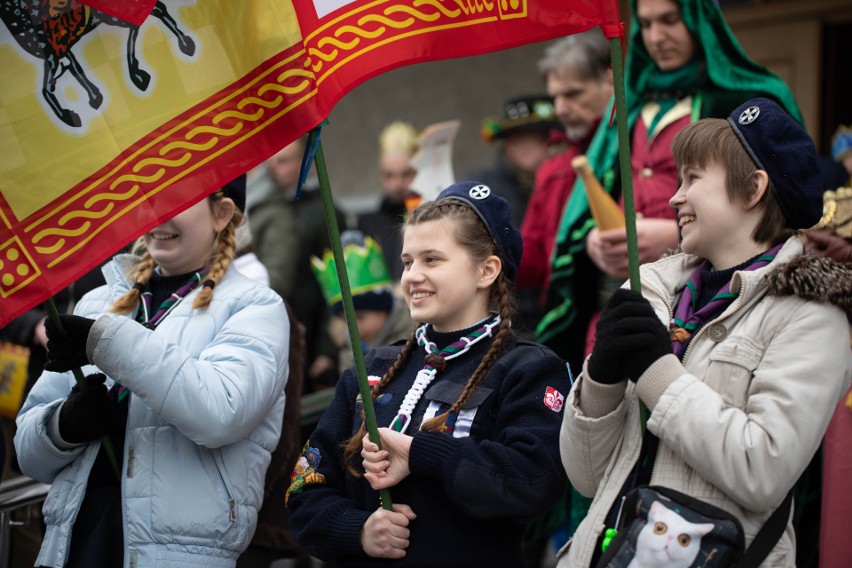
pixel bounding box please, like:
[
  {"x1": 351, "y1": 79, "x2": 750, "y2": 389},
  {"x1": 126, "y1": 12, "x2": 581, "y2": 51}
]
[
  {"x1": 543, "y1": 386, "x2": 564, "y2": 413},
  {"x1": 285, "y1": 442, "x2": 326, "y2": 505}
]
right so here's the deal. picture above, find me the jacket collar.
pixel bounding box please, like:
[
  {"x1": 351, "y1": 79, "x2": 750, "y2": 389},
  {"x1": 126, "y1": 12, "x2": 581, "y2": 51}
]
[
  {"x1": 641, "y1": 236, "x2": 851, "y2": 321},
  {"x1": 640, "y1": 236, "x2": 802, "y2": 305}
]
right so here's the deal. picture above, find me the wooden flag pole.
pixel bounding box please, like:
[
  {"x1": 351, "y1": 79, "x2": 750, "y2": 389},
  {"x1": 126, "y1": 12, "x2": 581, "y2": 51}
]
[
  {"x1": 609, "y1": 37, "x2": 641, "y2": 293},
  {"x1": 311, "y1": 128, "x2": 394, "y2": 511}
]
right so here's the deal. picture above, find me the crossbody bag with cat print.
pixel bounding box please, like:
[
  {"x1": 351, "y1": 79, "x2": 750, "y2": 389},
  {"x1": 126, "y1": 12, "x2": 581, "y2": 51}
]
[{"x1": 594, "y1": 481, "x2": 792, "y2": 567}]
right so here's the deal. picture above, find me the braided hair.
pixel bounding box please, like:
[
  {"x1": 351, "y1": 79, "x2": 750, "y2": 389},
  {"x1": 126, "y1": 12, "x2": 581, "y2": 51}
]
[
  {"x1": 110, "y1": 192, "x2": 243, "y2": 314},
  {"x1": 342, "y1": 199, "x2": 516, "y2": 475}
]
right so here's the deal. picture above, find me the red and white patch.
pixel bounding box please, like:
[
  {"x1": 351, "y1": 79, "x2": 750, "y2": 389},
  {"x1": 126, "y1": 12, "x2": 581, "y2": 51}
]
[
  {"x1": 368, "y1": 375, "x2": 382, "y2": 387},
  {"x1": 543, "y1": 386, "x2": 564, "y2": 412}
]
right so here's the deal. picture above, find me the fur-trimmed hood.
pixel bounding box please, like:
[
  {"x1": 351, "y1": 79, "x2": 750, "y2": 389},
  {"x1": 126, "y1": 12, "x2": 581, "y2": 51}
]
[{"x1": 766, "y1": 254, "x2": 852, "y2": 321}]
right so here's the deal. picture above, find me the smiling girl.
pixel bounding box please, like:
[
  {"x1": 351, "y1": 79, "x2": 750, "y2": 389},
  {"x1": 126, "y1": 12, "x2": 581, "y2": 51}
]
[
  {"x1": 15, "y1": 177, "x2": 289, "y2": 568},
  {"x1": 557, "y1": 99, "x2": 852, "y2": 567},
  {"x1": 287, "y1": 181, "x2": 568, "y2": 566}
]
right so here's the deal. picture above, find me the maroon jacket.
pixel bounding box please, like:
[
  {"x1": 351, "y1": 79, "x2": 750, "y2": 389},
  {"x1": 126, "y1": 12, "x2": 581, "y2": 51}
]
[
  {"x1": 626, "y1": 114, "x2": 690, "y2": 221},
  {"x1": 518, "y1": 128, "x2": 596, "y2": 296}
]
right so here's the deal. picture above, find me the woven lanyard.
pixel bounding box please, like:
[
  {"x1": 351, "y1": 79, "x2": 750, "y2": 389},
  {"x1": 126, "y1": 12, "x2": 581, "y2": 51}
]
[
  {"x1": 669, "y1": 244, "x2": 781, "y2": 357},
  {"x1": 388, "y1": 315, "x2": 501, "y2": 434},
  {"x1": 112, "y1": 269, "x2": 207, "y2": 404}
]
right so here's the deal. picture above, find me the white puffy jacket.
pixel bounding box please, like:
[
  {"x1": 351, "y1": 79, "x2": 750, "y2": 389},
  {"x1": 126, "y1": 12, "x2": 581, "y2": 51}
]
[{"x1": 16, "y1": 255, "x2": 289, "y2": 567}]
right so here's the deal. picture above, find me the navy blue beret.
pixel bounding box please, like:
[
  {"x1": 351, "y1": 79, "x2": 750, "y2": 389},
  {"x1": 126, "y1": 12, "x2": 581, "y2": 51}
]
[
  {"x1": 435, "y1": 181, "x2": 523, "y2": 283},
  {"x1": 727, "y1": 98, "x2": 822, "y2": 229},
  {"x1": 220, "y1": 174, "x2": 246, "y2": 213}
]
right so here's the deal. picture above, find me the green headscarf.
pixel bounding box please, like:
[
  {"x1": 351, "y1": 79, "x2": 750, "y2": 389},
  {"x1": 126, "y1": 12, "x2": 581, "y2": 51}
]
[{"x1": 537, "y1": 0, "x2": 801, "y2": 349}]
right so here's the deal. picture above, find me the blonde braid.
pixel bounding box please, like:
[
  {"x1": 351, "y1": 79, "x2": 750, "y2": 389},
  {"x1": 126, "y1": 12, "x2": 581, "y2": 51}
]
[
  {"x1": 342, "y1": 329, "x2": 418, "y2": 476},
  {"x1": 192, "y1": 208, "x2": 241, "y2": 309},
  {"x1": 110, "y1": 251, "x2": 156, "y2": 314},
  {"x1": 420, "y1": 274, "x2": 515, "y2": 432}
]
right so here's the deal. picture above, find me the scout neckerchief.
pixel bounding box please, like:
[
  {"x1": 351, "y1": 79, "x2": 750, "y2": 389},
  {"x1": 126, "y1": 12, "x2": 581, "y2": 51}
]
[
  {"x1": 111, "y1": 268, "x2": 208, "y2": 405},
  {"x1": 669, "y1": 243, "x2": 782, "y2": 358},
  {"x1": 389, "y1": 315, "x2": 501, "y2": 434},
  {"x1": 136, "y1": 269, "x2": 207, "y2": 329}
]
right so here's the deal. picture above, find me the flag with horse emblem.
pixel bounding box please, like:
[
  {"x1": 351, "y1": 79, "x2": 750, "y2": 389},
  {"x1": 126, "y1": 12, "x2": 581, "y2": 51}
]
[{"x1": 0, "y1": 0, "x2": 620, "y2": 326}]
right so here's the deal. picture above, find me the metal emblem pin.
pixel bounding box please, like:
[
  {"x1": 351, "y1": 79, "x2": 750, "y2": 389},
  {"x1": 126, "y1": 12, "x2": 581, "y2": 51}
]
[
  {"x1": 738, "y1": 106, "x2": 760, "y2": 125},
  {"x1": 468, "y1": 185, "x2": 491, "y2": 199}
]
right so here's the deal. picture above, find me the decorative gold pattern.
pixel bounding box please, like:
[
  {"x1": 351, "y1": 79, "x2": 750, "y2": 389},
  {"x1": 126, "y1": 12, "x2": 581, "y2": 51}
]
[
  {"x1": 18, "y1": 51, "x2": 315, "y2": 276},
  {"x1": 304, "y1": 0, "x2": 523, "y2": 76},
  {"x1": 5, "y1": 0, "x2": 531, "y2": 305},
  {"x1": 814, "y1": 187, "x2": 852, "y2": 239},
  {"x1": 0, "y1": 238, "x2": 40, "y2": 298}
]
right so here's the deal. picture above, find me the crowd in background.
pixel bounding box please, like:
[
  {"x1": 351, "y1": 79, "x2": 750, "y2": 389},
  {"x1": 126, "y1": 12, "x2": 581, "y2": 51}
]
[{"x1": 2, "y1": 0, "x2": 851, "y2": 567}]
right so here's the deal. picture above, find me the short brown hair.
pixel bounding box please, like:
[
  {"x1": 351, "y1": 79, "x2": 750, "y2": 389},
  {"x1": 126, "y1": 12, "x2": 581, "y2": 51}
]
[{"x1": 671, "y1": 119, "x2": 792, "y2": 245}]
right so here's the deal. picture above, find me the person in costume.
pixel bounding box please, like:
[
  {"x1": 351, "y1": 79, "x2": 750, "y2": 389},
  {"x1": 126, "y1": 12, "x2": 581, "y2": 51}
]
[
  {"x1": 556, "y1": 98, "x2": 852, "y2": 567},
  {"x1": 287, "y1": 181, "x2": 568, "y2": 566},
  {"x1": 465, "y1": 94, "x2": 561, "y2": 227},
  {"x1": 311, "y1": 230, "x2": 416, "y2": 375},
  {"x1": 537, "y1": 0, "x2": 801, "y2": 374},
  {"x1": 358, "y1": 121, "x2": 421, "y2": 282},
  {"x1": 15, "y1": 176, "x2": 290, "y2": 568}
]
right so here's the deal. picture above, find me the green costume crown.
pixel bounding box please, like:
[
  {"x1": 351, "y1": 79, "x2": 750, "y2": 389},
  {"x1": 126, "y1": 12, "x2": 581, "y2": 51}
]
[{"x1": 310, "y1": 232, "x2": 392, "y2": 306}]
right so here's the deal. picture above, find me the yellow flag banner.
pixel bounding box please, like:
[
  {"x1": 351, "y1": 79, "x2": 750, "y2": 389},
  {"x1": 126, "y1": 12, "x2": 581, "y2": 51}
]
[{"x1": 0, "y1": 0, "x2": 620, "y2": 326}]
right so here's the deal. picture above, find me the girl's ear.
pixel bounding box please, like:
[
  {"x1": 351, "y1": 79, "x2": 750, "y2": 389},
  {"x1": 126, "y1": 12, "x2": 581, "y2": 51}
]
[
  {"x1": 478, "y1": 255, "x2": 502, "y2": 289},
  {"x1": 213, "y1": 197, "x2": 236, "y2": 232},
  {"x1": 745, "y1": 170, "x2": 769, "y2": 210}
]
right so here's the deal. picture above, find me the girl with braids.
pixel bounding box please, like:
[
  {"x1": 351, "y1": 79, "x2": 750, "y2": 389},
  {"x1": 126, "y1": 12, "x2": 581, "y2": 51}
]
[
  {"x1": 287, "y1": 181, "x2": 568, "y2": 566},
  {"x1": 15, "y1": 175, "x2": 290, "y2": 568}
]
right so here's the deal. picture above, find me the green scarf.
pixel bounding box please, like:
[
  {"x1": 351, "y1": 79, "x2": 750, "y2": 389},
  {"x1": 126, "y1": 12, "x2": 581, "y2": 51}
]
[
  {"x1": 645, "y1": 59, "x2": 706, "y2": 135},
  {"x1": 537, "y1": 0, "x2": 801, "y2": 347}
]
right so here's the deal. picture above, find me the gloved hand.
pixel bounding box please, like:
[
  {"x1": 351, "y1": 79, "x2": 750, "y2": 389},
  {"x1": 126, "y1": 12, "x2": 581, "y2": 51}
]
[
  {"x1": 44, "y1": 314, "x2": 95, "y2": 372},
  {"x1": 588, "y1": 289, "x2": 671, "y2": 383},
  {"x1": 58, "y1": 373, "x2": 120, "y2": 444}
]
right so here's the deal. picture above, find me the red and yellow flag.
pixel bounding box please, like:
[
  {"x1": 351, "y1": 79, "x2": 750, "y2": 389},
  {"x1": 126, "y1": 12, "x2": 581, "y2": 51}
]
[{"x1": 0, "y1": 0, "x2": 620, "y2": 326}]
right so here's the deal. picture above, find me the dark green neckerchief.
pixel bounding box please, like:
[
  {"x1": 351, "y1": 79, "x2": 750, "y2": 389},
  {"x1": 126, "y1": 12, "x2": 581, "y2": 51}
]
[{"x1": 644, "y1": 58, "x2": 706, "y2": 136}]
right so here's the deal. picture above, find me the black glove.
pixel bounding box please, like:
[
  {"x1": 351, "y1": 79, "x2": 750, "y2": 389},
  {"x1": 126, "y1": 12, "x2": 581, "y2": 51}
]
[
  {"x1": 58, "y1": 373, "x2": 120, "y2": 444},
  {"x1": 588, "y1": 289, "x2": 671, "y2": 383},
  {"x1": 44, "y1": 314, "x2": 95, "y2": 372}
]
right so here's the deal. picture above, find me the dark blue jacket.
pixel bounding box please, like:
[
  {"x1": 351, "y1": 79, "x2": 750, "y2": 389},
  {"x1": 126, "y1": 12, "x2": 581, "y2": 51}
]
[{"x1": 288, "y1": 332, "x2": 569, "y2": 567}]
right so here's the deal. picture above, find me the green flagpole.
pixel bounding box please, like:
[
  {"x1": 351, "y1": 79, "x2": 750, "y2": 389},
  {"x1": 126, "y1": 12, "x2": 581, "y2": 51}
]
[
  {"x1": 311, "y1": 129, "x2": 394, "y2": 511},
  {"x1": 43, "y1": 298, "x2": 121, "y2": 477},
  {"x1": 610, "y1": 34, "x2": 652, "y2": 432},
  {"x1": 609, "y1": 37, "x2": 641, "y2": 293}
]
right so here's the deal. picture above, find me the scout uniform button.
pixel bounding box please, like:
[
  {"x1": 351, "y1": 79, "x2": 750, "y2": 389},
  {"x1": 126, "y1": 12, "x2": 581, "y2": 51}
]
[
  {"x1": 708, "y1": 323, "x2": 728, "y2": 342},
  {"x1": 641, "y1": 167, "x2": 653, "y2": 178}
]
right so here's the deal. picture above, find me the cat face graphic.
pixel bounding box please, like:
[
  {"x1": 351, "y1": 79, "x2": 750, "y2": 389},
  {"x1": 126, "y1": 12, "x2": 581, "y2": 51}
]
[{"x1": 628, "y1": 501, "x2": 715, "y2": 568}]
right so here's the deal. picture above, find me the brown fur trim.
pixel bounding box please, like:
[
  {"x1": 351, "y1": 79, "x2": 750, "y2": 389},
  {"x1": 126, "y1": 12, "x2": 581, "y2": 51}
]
[{"x1": 765, "y1": 254, "x2": 852, "y2": 321}]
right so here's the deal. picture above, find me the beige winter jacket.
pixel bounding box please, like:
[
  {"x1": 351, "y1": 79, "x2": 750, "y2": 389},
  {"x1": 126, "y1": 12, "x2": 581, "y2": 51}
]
[{"x1": 557, "y1": 237, "x2": 852, "y2": 567}]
